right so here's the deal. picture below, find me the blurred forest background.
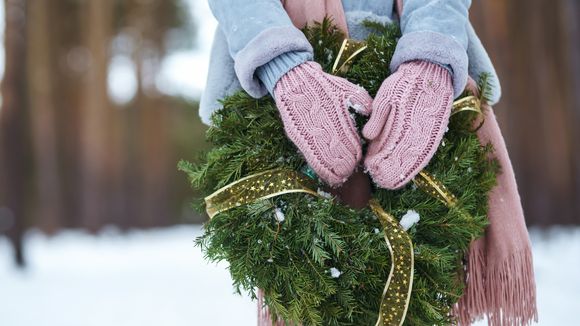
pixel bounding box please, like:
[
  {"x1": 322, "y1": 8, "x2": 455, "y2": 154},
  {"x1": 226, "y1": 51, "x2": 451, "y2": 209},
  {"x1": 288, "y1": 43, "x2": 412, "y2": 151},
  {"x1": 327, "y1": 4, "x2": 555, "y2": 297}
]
[
  {"x1": 0, "y1": 0, "x2": 210, "y2": 267},
  {"x1": 0, "y1": 0, "x2": 579, "y2": 267}
]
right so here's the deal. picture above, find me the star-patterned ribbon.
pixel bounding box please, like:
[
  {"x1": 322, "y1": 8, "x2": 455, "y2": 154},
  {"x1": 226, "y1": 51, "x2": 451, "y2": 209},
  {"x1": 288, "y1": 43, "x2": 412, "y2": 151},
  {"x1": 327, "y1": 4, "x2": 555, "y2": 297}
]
[
  {"x1": 369, "y1": 199, "x2": 414, "y2": 326},
  {"x1": 413, "y1": 171, "x2": 458, "y2": 208},
  {"x1": 204, "y1": 169, "x2": 319, "y2": 219}
]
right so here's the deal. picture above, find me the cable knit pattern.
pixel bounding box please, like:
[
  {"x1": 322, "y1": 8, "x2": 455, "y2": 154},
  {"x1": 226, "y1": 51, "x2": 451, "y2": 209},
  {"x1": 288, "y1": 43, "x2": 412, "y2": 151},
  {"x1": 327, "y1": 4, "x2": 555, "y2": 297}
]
[
  {"x1": 274, "y1": 62, "x2": 373, "y2": 187},
  {"x1": 363, "y1": 60, "x2": 453, "y2": 189}
]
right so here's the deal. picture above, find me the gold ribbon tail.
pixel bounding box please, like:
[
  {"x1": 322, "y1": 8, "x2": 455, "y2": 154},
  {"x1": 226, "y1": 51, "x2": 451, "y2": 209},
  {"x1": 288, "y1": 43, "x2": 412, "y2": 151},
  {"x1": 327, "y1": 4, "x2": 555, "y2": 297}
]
[{"x1": 370, "y1": 199, "x2": 414, "y2": 326}]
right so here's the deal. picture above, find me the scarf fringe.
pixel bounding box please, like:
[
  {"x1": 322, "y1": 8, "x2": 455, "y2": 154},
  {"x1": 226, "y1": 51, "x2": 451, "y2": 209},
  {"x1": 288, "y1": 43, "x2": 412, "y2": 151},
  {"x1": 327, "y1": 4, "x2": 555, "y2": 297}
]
[{"x1": 455, "y1": 246, "x2": 538, "y2": 326}]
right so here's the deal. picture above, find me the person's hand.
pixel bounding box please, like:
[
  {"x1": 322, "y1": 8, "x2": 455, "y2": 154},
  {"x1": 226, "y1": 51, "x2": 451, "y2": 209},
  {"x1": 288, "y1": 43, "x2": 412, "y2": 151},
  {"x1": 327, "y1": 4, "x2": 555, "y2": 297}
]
[
  {"x1": 273, "y1": 62, "x2": 373, "y2": 187},
  {"x1": 363, "y1": 60, "x2": 454, "y2": 189}
]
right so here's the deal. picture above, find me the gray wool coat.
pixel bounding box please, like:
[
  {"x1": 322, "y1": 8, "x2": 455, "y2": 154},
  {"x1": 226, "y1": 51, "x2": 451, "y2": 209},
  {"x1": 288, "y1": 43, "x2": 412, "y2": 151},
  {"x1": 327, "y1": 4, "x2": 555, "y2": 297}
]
[{"x1": 200, "y1": 0, "x2": 501, "y2": 125}]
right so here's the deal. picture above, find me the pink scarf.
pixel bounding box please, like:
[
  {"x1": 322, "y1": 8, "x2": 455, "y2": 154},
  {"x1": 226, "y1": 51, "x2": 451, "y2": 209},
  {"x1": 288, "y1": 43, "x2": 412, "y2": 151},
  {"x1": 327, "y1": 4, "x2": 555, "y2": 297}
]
[
  {"x1": 258, "y1": 1, "x2": 537, "y2": 325},
  {"x1": 282, "y1": 0, "x2": 349, "y2": 37}
]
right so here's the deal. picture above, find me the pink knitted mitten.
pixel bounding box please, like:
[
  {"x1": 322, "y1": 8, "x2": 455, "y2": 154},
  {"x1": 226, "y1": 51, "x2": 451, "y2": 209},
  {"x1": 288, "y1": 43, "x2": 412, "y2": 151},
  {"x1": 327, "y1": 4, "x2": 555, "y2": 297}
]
[
  {"x1": 274, "y1": 61, "x2": 373, "y2": 187},
  {"x1": 363, "y1": 60, "x2": 454, "y2": 189}
]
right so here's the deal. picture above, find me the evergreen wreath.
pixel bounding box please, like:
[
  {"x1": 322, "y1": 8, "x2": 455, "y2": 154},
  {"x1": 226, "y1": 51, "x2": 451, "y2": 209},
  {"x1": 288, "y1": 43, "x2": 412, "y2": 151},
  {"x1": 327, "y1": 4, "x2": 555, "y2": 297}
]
[{"x1": 180, "y1": 19, "x2": 499, "y2": 326}]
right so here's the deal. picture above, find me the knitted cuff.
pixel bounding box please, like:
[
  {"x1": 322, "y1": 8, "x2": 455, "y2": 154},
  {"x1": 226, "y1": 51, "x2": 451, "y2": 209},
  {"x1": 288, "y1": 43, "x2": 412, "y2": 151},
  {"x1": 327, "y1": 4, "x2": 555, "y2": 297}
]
[
  {"x1": 390, "y1": 31, "x2": 469, "y2": 98},
  {"x1": 234, "y1": 26, "x2": 313, "y2": 99},
  {"x1": 256, "y1": 51, "x2": 312, "y2": 96}
]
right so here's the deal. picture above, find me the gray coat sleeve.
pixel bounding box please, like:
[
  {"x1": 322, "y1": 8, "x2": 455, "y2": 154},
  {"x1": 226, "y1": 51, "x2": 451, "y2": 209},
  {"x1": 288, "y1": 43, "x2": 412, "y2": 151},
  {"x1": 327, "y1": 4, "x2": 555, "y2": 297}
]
[
  {"x1": 207, "y1": 0, "x2": 313, "y2": 98},
  {"x1": 199, "y1": 28, "x2": 242, "y2": 125},
  {"x1": 391, "y1": 0, "x2": 471, "y2": 98},
  {"x1": 466, "y1": 22, "x2": 502, "y2": 105}
]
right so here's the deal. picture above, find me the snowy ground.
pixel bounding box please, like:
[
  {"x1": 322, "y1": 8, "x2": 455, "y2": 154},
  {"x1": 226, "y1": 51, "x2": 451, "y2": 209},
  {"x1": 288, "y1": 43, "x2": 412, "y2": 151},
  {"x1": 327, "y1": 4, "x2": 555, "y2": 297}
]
[{"x1": 1, "y1": 226, "x2": 579, "y2": 326}]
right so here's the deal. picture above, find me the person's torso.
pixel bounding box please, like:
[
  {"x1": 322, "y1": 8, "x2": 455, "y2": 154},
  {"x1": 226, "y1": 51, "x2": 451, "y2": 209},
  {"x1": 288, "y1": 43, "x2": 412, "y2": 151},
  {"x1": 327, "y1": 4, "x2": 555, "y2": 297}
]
[
  {"x1": 341, "y1": 0, "x2": 395, "y2": 17},
  {"x1": 341, "y1": 0, "x2": 397, "y2": 40}
]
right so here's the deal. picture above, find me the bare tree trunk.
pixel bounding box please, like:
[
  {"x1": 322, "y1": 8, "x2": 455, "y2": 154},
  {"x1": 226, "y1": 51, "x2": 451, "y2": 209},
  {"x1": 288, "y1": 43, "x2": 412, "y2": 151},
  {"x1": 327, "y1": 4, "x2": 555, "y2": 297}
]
[
  {"x1": 27, "y1": 0, "x2": 63, "y2": 233},
  {"x1": 471, "y1": 0, "x2": 580, "y2": 225},
  {"x1": 125, "y1": 0, "x2": 171, "y2": 228},
  {"x1": 560, "y1": 0, "x2": 580, "y2": 226},
  {"x1": 79, "y1": 0, "x2": 113, "y2": 231},
  {"x1": 0, "y1": 0, "x2": 29, "y2": 267},
  {"x1": 47, "y1": 1, "x2": 84, "y2": 229}
]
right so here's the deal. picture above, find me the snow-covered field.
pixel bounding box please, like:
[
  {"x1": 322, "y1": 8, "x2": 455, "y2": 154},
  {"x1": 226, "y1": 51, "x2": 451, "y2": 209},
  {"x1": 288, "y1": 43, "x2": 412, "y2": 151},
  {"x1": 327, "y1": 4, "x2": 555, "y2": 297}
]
[
  {"x1": 0, "y1": 226, "x2": 255, "y2": 326},
  {"x1": 0, "y1": 225, "x2": 579, "y2": 326}
]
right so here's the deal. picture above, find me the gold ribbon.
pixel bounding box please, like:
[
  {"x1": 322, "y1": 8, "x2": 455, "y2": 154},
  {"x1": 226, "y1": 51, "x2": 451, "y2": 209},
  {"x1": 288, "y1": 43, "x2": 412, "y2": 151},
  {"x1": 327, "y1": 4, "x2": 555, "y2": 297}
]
[
  {"x1": 451, "y1": 95, "x2": 482, "y2": 117},
  {"x1": 451, "y1": 95, "x2": 486, "y2": 131},
  {"x1": 413, "y1": 171, "x2": 458, "y2": 208},
  {"x1": 332, "y1": 39, "x2": 368, "y2": 75},
  {"x1": 370, "y1": 199, "x2": 414, "y2": 326},
  {"x1": 204, "y1": 169, "x2": 414, "y2": 326},
  {"x1": 204, "y1": 169, "x2": 319, "y2": 219}
]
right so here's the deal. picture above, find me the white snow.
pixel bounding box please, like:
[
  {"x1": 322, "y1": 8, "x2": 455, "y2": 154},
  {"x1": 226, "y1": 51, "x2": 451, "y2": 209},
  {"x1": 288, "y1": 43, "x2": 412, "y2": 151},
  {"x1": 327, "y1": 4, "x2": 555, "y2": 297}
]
[
  {"x1": 329, "y1": 267, "x2": 342, "y2": 278},
  {"x1": 274, "y1": 207, "x2": 285, "y2": 222},
  {"x1": 316, "y1": 189, "x2": 333, "y2": 199},
  {"x1": 399, "y1": 209, "x2": 420, "y2": 231},
  {"x1": 0, "y1": 225, "x2": 579, "y2": 326},
  {"x1": 0, "y1": 226, "x2": 256, "y2": 326}
]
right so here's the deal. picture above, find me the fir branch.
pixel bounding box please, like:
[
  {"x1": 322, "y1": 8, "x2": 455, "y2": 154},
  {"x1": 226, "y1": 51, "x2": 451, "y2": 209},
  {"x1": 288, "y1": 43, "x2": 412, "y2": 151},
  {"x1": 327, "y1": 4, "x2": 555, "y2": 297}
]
[{"x1": 477, "y1": 72, "x2": 494, "y2": 104}]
